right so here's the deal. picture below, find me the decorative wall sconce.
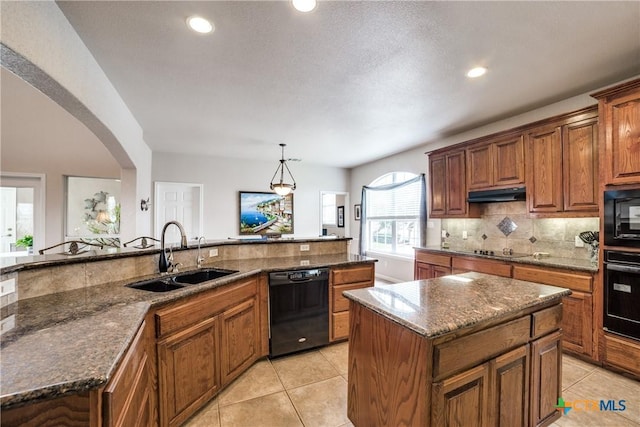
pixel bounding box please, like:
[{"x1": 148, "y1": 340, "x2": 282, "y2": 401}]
[{"x1": 140, "y1": 198, "x2": 151, "y2": 211}]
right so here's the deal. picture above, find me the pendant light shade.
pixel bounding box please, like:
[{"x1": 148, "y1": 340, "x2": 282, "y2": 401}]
[{"x1": 270, "y1": 144, "x2": 297, "y2": 196}]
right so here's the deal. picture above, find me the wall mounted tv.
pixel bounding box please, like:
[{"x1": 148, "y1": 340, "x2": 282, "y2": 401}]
[{"x1": 239, "y1": 191, "x2": 294, "y2": 235}]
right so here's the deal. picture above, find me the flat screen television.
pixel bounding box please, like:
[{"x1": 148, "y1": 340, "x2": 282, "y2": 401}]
[{"x1": 239, "y1": 191, "x2": 294, "y2": 235}]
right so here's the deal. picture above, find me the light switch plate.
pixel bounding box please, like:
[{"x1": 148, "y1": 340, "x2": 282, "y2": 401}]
[
  {"x1": 300, "y1": 244, "x2": 310, "y2": 251},
  {"x1": 574, "y1": 235, "x2": 585, "y2": 247},
  {"x1": 462, "y1": 231, "x2": 468, "y2": 239},
  {"x1": 0, "y1": 278, "x2": 16, "y2": 297},
  {"x1": 209, "y1": 248, "x2": 218, "y2": 257}
]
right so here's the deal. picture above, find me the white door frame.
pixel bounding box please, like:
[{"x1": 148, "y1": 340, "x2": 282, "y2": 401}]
[
  {"x1": 319, "y1": 190, "x2": 350, "y2": 237},
  {"x1": 0, "y1": 172, "x2": 46, "y2": 253},
  {"x1": 154, "y1": 181, "x2": 204, "y2": 241}
]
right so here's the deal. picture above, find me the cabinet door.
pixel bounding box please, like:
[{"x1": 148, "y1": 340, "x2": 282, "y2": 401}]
[
  {"x1": 430, "y1": 154, "x2": 446, "y2": 217},
  {"x1": 432, "y1": 363, "x2": 490, "y2": 427},
  {"x1": 221, "y1": 297, "x2": 260, "y2": 385},
  {"x1": 530, "y1": 331, "x2": 562, "y2": 427},
  {"x1": 415, "y1": 262, "x2": 433, "y2": 279},
  {"x1": 562, "y1": 291, "x2": 593, "y2": 356},
  {"x1": 104, "y1": 320, "x2": 157, "y2": 427},
  {"x1": 563, "y1": 117, "x2": 598, "y2": 212},
  {"x1": 527, "y1": 126, "x2": 563, "y2": 213},
  {"x1": 446, "y1": 151, "x2": 467, "y2": 216},
  {"x1": 490, "y1": 345, "x2": 529, "y2": 427},
  {"x1": 606, "y1": 92, "x2": 640, "y2": 185},
  {"x1": 157, "y1": 316, "x2": 220, "y2": 427},
  {"x1": 467, "y1": 143, "x2": 493, "y2": 190},
  {"x1": 433, "y1": 265, "x2": 452, "y2": 278},
  {"x1": 494, "y1": 135, "x2": 525, "y2": 187}
]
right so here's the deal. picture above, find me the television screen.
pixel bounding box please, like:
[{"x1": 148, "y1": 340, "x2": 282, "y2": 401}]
[{"x1": 239, "y1": 191, "x2": 294, "y2": 235}]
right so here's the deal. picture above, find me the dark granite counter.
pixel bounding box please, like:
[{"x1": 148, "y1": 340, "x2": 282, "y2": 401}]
[
  {"x1": 344, "y1": 272, "x2": 571, "y2": 338},
  {"x1": 0, "y1": 253, "x2": 373, "y2": 409},
  {"x1": 0, "y1": 236, "x2": 351, "y2": 274},
  {"x1": 415, "y1": 246, "x2": 597, "y2": 273}
]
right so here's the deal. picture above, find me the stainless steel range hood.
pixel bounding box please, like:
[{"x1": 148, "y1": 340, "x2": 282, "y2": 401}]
[{"x1": 468, "y1": 187, "x2": 526, "y2": 203}]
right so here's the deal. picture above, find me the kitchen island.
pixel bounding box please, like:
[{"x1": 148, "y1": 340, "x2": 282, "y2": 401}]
[{"x1": 344, "y1": 272, "x2": 570, "y2": 427}]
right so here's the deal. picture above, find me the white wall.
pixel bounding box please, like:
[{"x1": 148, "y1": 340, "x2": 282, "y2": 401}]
[
  {"x1": 1, "y1": 1, "x2": 152, "y2": 241},
  {"x1": 153, "y1": 152, "x2": 350, "y2": 240},
  {"x1": 350, "y1": 92, "x2": 600, "y2": 282}
]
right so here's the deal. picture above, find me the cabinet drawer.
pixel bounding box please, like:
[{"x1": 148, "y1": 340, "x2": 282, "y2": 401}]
[
  {"x1": 156, "y1": 277, "x2": 257, "y2": 337},
  {"x1": 433, "y1": 316, "x2": 531, "y2": 380},
  {"x1": 415, "y1": 252, "x2": 451, "y2": 268},
  {"x1": 332, "y1": 265, "x2": 374, "y2": 285},
  {"x1": 451, "y1": 257, "x2": 511, "y2": 277},
  {"x1": 333, "y1": 282, "x2": 371, "y2": 313},
  {"x1": 604, "y1": 334, "x2": 640, "y2": 376},
  {"x1": 531, "y1": 304, "x2": 563, "y2": 339},
  {"x1": 332, "y1": 311, "x2": 350, "y2": 341},
  {"x1": 512, "y1": 265, "x2": 592, "y2": 292}
]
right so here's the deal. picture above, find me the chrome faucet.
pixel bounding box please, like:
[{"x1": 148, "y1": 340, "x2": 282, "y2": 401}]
[
  {"x1": 159, "y1": 220, "x2": 188, "y2": 273},
  {"x1": 197, "y1": 236, "x2": 206, "y2": 268}
]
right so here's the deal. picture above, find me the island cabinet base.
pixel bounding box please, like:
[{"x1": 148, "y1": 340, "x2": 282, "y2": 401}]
[{"x1": 347, "y1": 302, "x2": 563, "y2": 427}]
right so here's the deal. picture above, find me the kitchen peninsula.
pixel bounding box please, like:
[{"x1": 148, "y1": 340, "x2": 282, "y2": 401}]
[
  {"x1": 0, "y1": 237, "x2": 376, "y2": 426},
  {"x1": 345, "y1": 273, "x2": 570, "y2": 427}
]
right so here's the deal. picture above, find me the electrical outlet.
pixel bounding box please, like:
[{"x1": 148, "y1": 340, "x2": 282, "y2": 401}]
[
  {"x1": 441, "y1": 230, "x2": 447, "y2": 238},
  {"x1": 575, "y1": 235, "x2": 585, "y2": 247},
  {"x1": 300, "y1": 244, "x2": 310, "y2": 251},
  {"x1": 300, "y1": 260, "x2": 310, "y2": 266},
  {"x1": 427, "y1": 221, "x2": 435, "y2": 229},
  {"x1": 209, "y1": 248, "x2": 218, "y2": 257},
  {"x1": 462, "y1": 231, "x2": 468, "y2": 240}
]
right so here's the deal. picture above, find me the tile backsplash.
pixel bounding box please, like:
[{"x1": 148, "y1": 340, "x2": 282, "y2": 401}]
[{"x1": 441, "y1": 201, "x2": 599, "y2": 260}]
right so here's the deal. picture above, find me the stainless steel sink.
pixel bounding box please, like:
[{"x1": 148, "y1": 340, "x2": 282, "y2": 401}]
[
  {"x1": 173, "y1": 268, "x2": 237, "y2": 284},
  {"x1": 126, "y1": 279, "x2": 185, "y2": 292}
]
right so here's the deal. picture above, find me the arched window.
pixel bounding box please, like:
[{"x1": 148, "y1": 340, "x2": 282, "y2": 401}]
[{"x1": 360, "y1": 172, "x2": 425, "y2": 256}]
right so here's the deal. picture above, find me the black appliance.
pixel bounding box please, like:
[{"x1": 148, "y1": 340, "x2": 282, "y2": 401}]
[
  {"x1": 604, "y1": 189, "x2": 640, "y2": 248},
  {"x1": 468, "y1": 187, "x2": 526, "y2": 203},
  {"x1": 603, "y1": 250, "x2": 640, "y2": 341},
  {"x1": 268, "y1": 268, "x2": 330, "y2": 357}
]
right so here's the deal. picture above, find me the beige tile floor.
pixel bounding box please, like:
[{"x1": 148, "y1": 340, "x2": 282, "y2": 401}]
[{"x1": 184, "y1": 343, "x2": 639, "y2": 427}]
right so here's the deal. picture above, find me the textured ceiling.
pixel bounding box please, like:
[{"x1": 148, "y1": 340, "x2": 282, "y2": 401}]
[{"x1": 54, "y1": 1, "x2": 640, "y2": 168}]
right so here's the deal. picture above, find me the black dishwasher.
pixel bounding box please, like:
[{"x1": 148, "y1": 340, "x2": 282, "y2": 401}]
[{"x1": 269, "y1": 268, "x2": 329, "y2": 357}]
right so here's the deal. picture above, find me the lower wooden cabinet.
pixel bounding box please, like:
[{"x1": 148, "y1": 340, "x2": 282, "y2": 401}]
[
  {"x1": 603, "y1": 333, "x2": 640, "y2": 377},
  {"x1": 451, "y1": 256, "x2": 512, "y2": 277},
  {"x1": 220, "y1": 297, "x2": 260, "y2": 385},
  {"x1": 530, "y1": 331, "x2": 562, "y2": 427},
  {"x1": 491, "y1": 346, "x2": 530, "y2": 427},
  {"x1": 157, "y1": 316, "x2": 221, "y2": 427},
  {"x1": 104, "y1": 318, "x2": 157, "y2": 427},
  {"x1": 414, "y1": 250, "x2": 452, "y2": 280},
  {"x1": 330, "y1": 264, "x2": 374, "y2": 341}
]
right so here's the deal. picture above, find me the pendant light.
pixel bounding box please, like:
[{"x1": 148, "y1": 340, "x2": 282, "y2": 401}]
[{"x1": 270, "y1": 144, "x2": 297, "y2": 196}]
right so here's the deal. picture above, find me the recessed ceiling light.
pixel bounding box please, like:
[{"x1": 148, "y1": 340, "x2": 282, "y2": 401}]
[
  {"x1": 186, "y1": 16, "x2": 214, "y2": 34},
  {"x1": 292, "y1": 0, "x2": 317, "y2": 13},
  {"x1": 467, "y1": 67, "x2": 487, "y2": 78}
]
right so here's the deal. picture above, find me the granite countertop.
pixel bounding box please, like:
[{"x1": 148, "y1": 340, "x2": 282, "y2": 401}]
[
  {"x1": 0, "y1": 253, "x2": 373, "y2": 409},
  {"x1": 344, "y1": 272, "x2": 571, "y2": 339},
  {"x1": 0, "y1": 236, "x2": 352, "y2": 274},
  {"x1": 415, "y1": 246, "x2": 597, "y2": 273}
]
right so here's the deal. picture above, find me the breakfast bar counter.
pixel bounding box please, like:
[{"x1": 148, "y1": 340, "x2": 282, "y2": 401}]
[{"x1": 344, "y1": 272, "x2": 570, "y2": 427}]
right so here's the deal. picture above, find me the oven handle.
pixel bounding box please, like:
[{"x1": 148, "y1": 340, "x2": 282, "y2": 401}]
[{"x1": 606, "y1": 263, "x2": 640, "y2": 274}]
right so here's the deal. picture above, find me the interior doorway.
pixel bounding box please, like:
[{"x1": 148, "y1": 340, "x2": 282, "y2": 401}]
[
  {"x1": 154, "y1": 182, "x2": 203, "y2": 244},
  {"x1": 0, "y1": 173, "x2": 45, "y2": 256},
  {"x1": 319, "y1": 191, "x2": 349, "y2": 238}
]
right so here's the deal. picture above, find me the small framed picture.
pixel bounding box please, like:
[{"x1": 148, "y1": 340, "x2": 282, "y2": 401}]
[
  {"x1": 337, "y1": 206, "x2": 345, "y2": 227},
  {"x1": 354, "y1": 204, "x2": 361, "y2": 221}
]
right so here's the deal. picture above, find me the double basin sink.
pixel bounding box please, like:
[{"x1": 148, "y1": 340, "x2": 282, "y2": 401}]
[{"x1": 126, "y1": 268, "x2": 238, "y2": 292}]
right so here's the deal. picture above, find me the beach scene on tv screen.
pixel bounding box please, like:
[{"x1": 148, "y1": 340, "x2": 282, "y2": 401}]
[{"x1": 240, "y1": 192, "x2": 293, "y2": 235}]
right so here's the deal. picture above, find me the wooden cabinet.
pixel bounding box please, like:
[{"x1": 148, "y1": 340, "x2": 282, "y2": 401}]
[
  {"x1": 157, "y1": 316, "x2": 221, "y2": 427},
  {"x1": 513, "y1": 265, "x2": 594, "y2": 358},
  {"x1": 526, "y1": 108, "x2": 599, "y2": 215},
  {"x1": 429, "y1": 150, "x2": 479, "y2": 218},
  {"x1": 414, "y1": 250, "x2": 451, "y2": 279},
  {"x1": 490, "y1": 346, "x2": 530, "y2": 427},
  {"x1": 451, "y1": 256, "x2": 512, "y2": 278},
  {"x1": 467, "y1": 134, "x2": 525, "y2": 190},
  {"x1": 104, "y1": 318, "x2": 157, "y2": 427},
  {"x1": 220, "y1": 297, "x2": 260, "y2": 385},
  {"x1": 592, "y1": 78, "x2": 640, "y2": 185},
  {"x1": 530, "y1": 331, "x2": 562, "y2": 427},
  {"x1": 603, "y1": 333, "x2": 640, "y2": 377},
  {"x1": 154, "y1": 276, "x2": 261, "y2": 427},
  {"x1": 330, "y1": 264, "x2": 374, "y2": 341}
]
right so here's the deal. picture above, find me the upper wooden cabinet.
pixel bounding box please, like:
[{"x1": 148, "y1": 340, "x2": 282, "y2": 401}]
[
  {"x1": 429, "y1": 150, "x2": 479, "y2": 218},
  {"x1": 467, "y1": 134, "x2": 525, "y2": 191},
  {"x1": 526, "y1": 108, "x2": 599, "y2": 215},
  {"x1": 592, "y1": 78, "x2": 640, "y2": 185}
]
